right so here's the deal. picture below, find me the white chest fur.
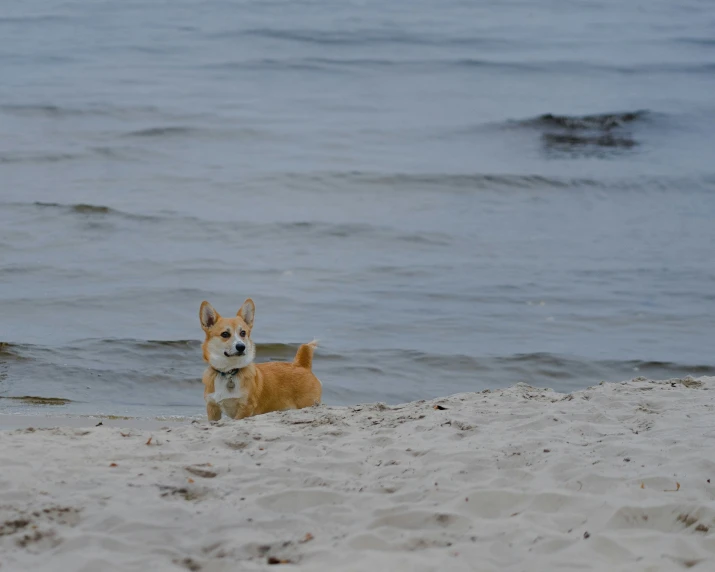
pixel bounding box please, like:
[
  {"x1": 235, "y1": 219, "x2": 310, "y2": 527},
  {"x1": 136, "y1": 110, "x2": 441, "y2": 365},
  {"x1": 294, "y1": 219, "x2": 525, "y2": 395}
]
[{"x1": 205, "y1": 372, "x2": 245, "y2": 409}]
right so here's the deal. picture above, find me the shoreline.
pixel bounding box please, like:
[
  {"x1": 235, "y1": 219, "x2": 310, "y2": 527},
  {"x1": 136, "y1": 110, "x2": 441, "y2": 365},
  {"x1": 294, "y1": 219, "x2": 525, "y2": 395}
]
[{"x1": 1, "y1": 376, "x2": 713, "y2": 571}]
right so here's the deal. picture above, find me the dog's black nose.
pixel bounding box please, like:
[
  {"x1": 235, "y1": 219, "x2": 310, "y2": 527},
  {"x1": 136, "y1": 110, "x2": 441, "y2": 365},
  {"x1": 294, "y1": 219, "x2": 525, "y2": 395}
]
[{"x1": 235, "y1": 342, "x2": 246, "y2": 355}]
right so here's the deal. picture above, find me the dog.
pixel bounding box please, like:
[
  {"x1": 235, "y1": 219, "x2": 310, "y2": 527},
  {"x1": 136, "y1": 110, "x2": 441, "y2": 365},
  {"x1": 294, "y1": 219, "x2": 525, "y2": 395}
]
[{"x1": 199, "y1": 298, "x2": 321, "y2": 421}]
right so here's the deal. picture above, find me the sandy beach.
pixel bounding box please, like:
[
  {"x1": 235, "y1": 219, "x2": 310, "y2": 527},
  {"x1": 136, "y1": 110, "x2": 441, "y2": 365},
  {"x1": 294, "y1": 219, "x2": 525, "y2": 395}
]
[{"x1": 1, "y1": 376, "x2": 713, "y2": 571}]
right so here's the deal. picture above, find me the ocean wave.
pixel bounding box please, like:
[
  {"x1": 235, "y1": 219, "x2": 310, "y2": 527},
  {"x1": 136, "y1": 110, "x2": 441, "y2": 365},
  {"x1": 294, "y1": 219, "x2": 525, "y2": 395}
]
[
  {"x1": 674, "y1": 37, "x2": 715, "y2": 47},
  {"x1": 265, "y1": 222, "x2": 451, "y2": 245},
  {"x1": 63, "y1": 342, "x2": 715, "y2": 378},
  {"x1": 204, "y1": 56, "x2": 714, "y2": 76},
  {"x1": 517, "y1": 111, "x2": 650, "y2": 131},
  {"x1": 542, "y1": 133, "x2": 638, "y2": 150},
  {"x1": 389, "y1": 350, "x2": 715, "y2": 378},
  {"x1": 0, "y1": 342, "x2": 30, "y2": 361},
  {"x1": 27, "y1": 202, "x2": 159, "y2": 222},
  {"x1": 496, "y1": 353, "x2": 715, "y2": 378},
  {"x1": 123, "y1": 126, "x2": 200, "y2": 138},
  {"x1": 511, "y1": 110, "x2": 650, "y2": 157},
  {"x1": 0, "y1": 395, "x2": 73, "y2": 405},
  {"x1": 0, "y1": 152, "x2": 83, "y2": 164},
  {"x1": 0, "y1": 147, "x2": 150, "y2": 164},
  {"x1": 0, "y1": 15, "x2": 68, "y2": 24},
  {"x1": 0, "y1": 103, "x2": 162, "y2": 119},
  {"x1": 208, "y1": 56, "x2": 542, "y2": 73},
  {"x1": 276, "y1": 171, "x2": 603, "y2": 190},
  {"x1": 266, "y1": 170, "x2": 715, "y2": 193},
  {"x1": 57, "y1": 338, "x2": 327, "y2": 353},
  {"x1": 136, "y1": 339, "x2": 201, "y2": 349},
  {"x1": 0, "y1": 339, "x2": 336, "y2": 371},
  {"x1": 0, "y1": 104, "x2": 82, "y2": 117},
  {"x1": 228, "y1": 28, "x2": 506, "y2": 48},
  {"x1": 615, "y1": 62, "x2": 715, "y2": 75},
  {"x1": 35, "y1": 202, "x2": 113, "y2": 214},
  {"x1": 3, "y1": 341, "x2": 713, "y2": 408},
  {"x1": 90, "y1": 146, "x2": 147, "y2": 160}
]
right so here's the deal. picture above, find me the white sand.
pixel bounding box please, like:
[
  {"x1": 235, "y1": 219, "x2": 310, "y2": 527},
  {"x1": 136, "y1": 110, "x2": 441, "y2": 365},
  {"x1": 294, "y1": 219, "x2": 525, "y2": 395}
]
[{"x1": 1, "y1": 377, "x2": 714, "y2": 571}]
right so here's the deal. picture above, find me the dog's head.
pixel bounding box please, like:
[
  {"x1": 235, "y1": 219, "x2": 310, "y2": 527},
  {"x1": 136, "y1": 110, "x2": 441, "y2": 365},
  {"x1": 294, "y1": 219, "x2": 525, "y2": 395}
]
[{"x1": 199, "y1": 299, "x2": 256, "y2": 371}]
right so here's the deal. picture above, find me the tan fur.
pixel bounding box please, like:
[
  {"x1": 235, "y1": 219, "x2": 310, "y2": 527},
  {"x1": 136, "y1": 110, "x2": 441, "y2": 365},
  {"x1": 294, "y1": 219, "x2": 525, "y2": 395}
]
[{"x1": 199, "y1": 300, "x2": 321, "y2": 421}]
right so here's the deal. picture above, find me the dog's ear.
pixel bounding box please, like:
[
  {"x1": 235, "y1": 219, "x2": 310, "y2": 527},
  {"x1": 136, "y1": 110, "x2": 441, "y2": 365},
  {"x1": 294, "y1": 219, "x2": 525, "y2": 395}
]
[
  {"x1": 199, "y1": 301, "x2": 219, "y2": 330},
  {"x1": 237, "y1": 298, "x2": 255, "y2": 328}
]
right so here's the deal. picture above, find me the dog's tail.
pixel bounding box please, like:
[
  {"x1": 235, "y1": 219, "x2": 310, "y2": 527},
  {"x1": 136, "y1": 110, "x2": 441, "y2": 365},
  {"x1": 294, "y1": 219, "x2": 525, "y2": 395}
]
[{"x1": 293, "y1": 339, "x2": 318, "y2": 370}]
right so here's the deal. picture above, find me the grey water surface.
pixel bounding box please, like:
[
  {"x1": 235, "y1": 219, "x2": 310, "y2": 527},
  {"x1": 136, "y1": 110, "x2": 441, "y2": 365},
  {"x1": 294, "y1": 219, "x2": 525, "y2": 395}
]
[{"x1": 1, "y1": 0, "x2": 714, "y2": 418}]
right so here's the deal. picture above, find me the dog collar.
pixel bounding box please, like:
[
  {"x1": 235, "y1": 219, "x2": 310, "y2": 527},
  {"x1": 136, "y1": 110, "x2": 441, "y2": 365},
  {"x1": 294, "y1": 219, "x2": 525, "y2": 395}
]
[
  {"x1": 211, "y1": 366, "x2": 241, "y2": 388},
  {"x1": 213, "y1": 367, "x2": 241, "y2": 376}
]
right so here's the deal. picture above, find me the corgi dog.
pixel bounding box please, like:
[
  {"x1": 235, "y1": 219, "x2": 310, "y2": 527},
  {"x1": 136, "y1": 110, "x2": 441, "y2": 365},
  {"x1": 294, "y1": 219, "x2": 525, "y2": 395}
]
[{"x1": 199, "y1": 299, "x2": 321, "y2": 421}]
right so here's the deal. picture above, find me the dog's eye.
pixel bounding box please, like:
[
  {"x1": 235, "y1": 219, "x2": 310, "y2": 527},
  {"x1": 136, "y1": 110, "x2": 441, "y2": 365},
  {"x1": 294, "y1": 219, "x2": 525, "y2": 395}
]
[
  {"x1": 239, "y1": 330, "x2": 246, "y2": 338},
  {"x1": 220, "y1": 331, "x2": 231, "y2": 339}
]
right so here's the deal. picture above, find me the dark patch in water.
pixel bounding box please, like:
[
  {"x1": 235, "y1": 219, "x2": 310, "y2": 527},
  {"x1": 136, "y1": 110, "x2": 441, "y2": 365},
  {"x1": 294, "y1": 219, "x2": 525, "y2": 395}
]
[
  {"x1": 124, "y1": 126, "x2": 198, "y2": 138},
  {"x1": 0, "y1": 15, "x2": 69, "y2": 24},
  {"x1": 0, "y1": 153, "x2": 82, "y2": 164},
  {"x1": 284, "y1": 221, "x2": 374, "y2": 237},
  {"x1": 0, "y1": 103, "x2": 162, "y2": 119},
  {"x1": 91, "y1": 146, "x2": 145, "y2": 161},
  {"x1": 631, "y1": 361, "x2": 715, "y2": 375},
  {"x1": 254, "y1": 221, "x2": 450, "y2": 246},
  {"x1": 0, "y1": 104, "x2": 83, "y2": 117},
  {"x1": 0, "y1": 343, "x2": 29, "y2": 362},
  {"x1": 0, "y1": 396, "x2": 72, "y2": 405},
  {"x1": 674, "y1": 37, "x2": 715, "y2": 47},
  {"x1": 542, "y1": 133, "x2": 637, "y2": 150},
  {"x1": 72, "y1": 204, "x2": 112, "y2": 214},
  {"x1": 31, "y1": 202, "x2": 156, "y2": 221},
  {"x1": 240, "y1": 28, "x2": 409, "y2": 45},
  {"x1": 236, "y1": 28, "x2": 509, "y2": 48},
  {"x1": 34, "y1": 202, "x2": 112, "y2": 214},
  {"x1": 515, "y1": 110, "x2": 649, "y2": 157},
  {"x1": 525, "y1": 111, "x2": 648, "y2": 131},
  {"x1": 0, "y1": 145, "x2": 150, "y2": 164}
]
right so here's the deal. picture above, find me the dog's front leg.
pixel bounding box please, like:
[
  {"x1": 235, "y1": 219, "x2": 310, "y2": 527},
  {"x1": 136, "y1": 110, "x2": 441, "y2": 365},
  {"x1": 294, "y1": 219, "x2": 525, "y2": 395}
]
[
  {"x1": 207, "y1": 402, "x2": 222, "y2": 422},
  {"x1": 233, "y1": 401, "x2": 255, "y2": 420}
]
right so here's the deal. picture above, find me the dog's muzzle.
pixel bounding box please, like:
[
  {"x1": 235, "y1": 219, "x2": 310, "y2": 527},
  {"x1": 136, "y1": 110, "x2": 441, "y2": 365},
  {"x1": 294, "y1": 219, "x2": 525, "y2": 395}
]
[{"x1": 224, "y1": 342, "x2": 246, "y2": 357}]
